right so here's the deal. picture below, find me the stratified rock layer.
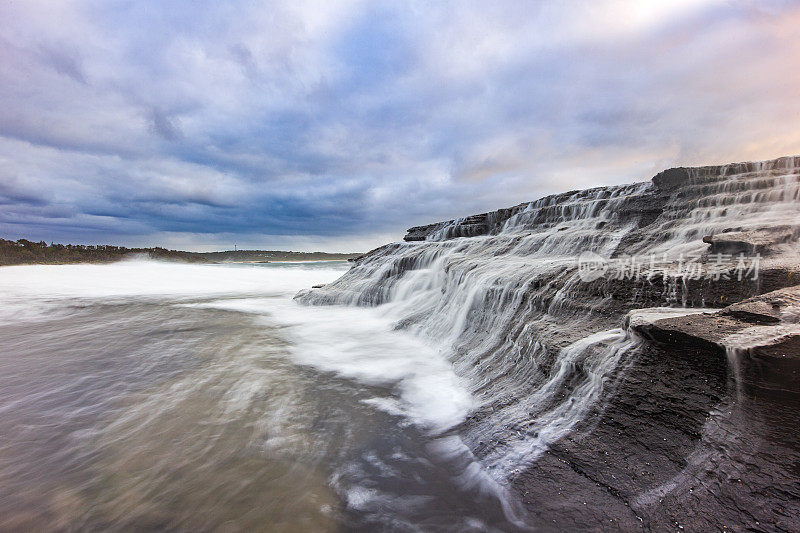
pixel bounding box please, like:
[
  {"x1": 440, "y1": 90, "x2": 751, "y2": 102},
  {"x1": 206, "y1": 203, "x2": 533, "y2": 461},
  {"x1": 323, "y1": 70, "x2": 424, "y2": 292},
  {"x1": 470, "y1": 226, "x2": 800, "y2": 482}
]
[
  {"x1": 634, "y1": 286, "x2": 800, "y2": 393},
  {"x1": 299, "y1": 156, "x2": 800, "y2": 530}
]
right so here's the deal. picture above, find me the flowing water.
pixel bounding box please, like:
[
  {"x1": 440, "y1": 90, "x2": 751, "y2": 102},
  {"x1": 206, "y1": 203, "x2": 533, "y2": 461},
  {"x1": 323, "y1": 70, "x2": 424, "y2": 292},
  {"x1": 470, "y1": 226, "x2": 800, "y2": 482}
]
[
  {"x1": 2, "y1": 158, "x2": 798, "y2": 531},
  {"x1": 294, "y1": 156, "x2": 800, "y2": 527},
  {"x1": 0, "y1": 261, "x2": 519, "y2": 531}
]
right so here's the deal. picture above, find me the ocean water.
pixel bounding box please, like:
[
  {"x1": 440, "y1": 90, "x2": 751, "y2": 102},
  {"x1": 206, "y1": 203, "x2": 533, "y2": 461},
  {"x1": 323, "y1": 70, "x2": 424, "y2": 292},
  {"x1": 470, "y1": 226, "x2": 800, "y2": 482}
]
[{"x1": 0, "y1": 261, "x2": 518, "y2": 531}]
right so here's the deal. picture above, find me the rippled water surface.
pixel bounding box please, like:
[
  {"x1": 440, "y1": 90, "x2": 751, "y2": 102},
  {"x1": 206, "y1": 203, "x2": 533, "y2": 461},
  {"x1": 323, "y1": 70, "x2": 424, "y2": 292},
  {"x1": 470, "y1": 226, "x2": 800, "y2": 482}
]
[{"x1": 0, "y1": 261, "x2": 518, "y2": 531}]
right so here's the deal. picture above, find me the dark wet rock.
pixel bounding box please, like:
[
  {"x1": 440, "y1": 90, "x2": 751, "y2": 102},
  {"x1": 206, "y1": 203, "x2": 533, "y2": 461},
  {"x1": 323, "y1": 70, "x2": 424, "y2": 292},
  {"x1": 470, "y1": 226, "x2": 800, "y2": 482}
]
[
  {"x1": 652, "y1": 166, "x2": 697, "y2": 191},
  {"x1": 404, "y1": 209, "x2": 522, "y2": 241},
  {"x1": 404, "y1": 155, "x2": 800, "y2": 250},
  {"x1": 301, "y1": 155, "x2": 800, "y2": 530},
  {"x1": 722, "y1": 298, "x2": 784, "y2": 324},
  {"x1": 703, "y1": 226, "x2": 798, "y2": 256},
  {"x1": 513, "y1": 341, "x2": 800, "y2": 531},
  {"x1": 633, "y1": 285, "x2": 800, "y2": 342},
  {"x1": 509, "y1": 287, "x2": 800, "y2": 530},
  {"x1": 632, "y1": 286, "x2": 800, "y2": 393},
  {"x1": 635, "y1": 311, "x2": 744, "y2": 350}
]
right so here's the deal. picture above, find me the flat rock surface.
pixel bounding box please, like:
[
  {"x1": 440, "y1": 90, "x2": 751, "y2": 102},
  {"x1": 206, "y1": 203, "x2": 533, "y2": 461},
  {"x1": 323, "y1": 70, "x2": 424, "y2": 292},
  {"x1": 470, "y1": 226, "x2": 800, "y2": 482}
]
[
  {"x1": 631, "y1": 286, "x2": 800, "y2": 394},
  {"x1": 633, "y1": 285, "x2": 800, "y2": 347},
  {"x1": 703, "y1": 226, "x2": 798, "y2": 256}
]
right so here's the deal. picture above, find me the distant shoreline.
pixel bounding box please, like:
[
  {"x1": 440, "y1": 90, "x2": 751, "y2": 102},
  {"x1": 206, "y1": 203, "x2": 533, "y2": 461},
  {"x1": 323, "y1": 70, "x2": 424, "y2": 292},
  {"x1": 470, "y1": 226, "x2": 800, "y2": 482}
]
[
  {"x1": 0, "y1": 238, "x2": 362, "y2": 267},
  {"x1": 219, "y1": 259, "x2": 351, "y2": 264},
  {"x1": 0, "y1": 258, "x2": 354, "y2": 267}
]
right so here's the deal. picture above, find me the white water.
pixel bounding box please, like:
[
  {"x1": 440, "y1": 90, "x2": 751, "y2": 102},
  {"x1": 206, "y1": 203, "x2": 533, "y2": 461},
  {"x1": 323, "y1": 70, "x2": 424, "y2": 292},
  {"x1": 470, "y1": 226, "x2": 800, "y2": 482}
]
[
  {"x1": 1, "y1": 260, "x2": 528, "y2": 530},
  {"x1": 0, "y1": 260, "x2": 472, "y2": 432},
  {"x1": 3, "y1": 158, "x2": 798, "y2": 529},
  {"x1": 298, "y1": 156, "x2": 800, "y2": 489},
  {"x1": 188, "y1": 297, "x2": 473, "y2": 431},
  {"x1": 0, "y1": 261, "x2": 335, "y2": 325}
]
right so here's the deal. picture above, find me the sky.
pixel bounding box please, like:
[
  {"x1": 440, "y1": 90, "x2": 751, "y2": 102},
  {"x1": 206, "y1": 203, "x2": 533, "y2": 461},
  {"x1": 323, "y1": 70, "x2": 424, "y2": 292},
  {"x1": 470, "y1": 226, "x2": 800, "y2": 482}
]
[{"x1": 1, "y1": 0, "x2": 799, "y2": 252}]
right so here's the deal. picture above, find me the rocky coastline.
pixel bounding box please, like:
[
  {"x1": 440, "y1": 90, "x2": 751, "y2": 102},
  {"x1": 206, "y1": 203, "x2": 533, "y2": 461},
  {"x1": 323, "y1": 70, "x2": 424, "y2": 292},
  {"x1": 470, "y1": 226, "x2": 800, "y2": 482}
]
[{"x1": 299, "y1": 156, "x2": 800, "y2": 530}]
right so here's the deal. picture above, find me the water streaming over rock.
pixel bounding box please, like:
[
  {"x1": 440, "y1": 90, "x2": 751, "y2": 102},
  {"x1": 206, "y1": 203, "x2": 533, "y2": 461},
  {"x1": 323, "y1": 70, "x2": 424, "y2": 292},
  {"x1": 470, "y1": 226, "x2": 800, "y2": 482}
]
[
  {"x1": 297, "y1": 156, "x2": 800, "y2": 524},
  {"x1": 0, "y1": 262, "x2": 524, "y2": 530},
  {"x1": 1, "y1": 157, "x2": 798, "y2": 530}
]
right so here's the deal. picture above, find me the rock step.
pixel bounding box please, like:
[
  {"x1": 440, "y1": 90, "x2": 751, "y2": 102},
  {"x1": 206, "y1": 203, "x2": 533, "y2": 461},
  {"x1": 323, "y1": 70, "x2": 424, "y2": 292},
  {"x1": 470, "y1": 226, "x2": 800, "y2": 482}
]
[{"x1": 631, "y1": 285, "x2": 800, "y2": 392}]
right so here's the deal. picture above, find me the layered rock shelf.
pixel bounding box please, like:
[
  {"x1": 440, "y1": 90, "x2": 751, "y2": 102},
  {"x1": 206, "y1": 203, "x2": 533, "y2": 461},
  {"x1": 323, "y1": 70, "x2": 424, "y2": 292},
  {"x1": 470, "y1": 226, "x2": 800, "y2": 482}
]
[
  {"x1": 633, "y1": 286, "x2": 800, "y2": 392},
  {"x1": 300, "y1": 155, "x2": 800, "y2": 530}
]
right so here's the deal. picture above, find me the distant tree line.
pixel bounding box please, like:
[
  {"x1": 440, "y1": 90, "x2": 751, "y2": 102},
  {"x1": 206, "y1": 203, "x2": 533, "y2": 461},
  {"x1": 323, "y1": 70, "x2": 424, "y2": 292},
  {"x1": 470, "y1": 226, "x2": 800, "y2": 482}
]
[
  {"x1": 200, "y1": 250, "x2": 361, "y2": 262},
  {"x1": 0, "y1": 238, "x2": 362, "y2": 266},
  {"x1": 0, "y1": 239, "x2": 208, "y2": 265}
]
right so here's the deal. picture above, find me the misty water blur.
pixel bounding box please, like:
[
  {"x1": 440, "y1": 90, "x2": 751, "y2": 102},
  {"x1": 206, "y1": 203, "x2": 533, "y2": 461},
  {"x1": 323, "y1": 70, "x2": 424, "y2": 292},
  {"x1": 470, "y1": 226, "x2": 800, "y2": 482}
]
[{"x1": 0, "y1": 261, "x2": 517, "y2": 531}]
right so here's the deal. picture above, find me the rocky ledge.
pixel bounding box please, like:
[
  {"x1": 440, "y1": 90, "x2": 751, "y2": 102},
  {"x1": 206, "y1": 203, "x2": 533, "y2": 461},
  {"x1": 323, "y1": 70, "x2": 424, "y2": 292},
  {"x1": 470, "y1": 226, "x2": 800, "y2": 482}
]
[
  {"x1": 703, "y1": 226, "x2": 800, "y2": 256},
  {"x1": 403, "y1": 155, "x2": 800, "y2": 245},
  {"x1": 632, "y1": 286, "x2": 800, "y2": 393},
  {"x1": 303, "y1": 155, "x2": 800, "y2": 530}
]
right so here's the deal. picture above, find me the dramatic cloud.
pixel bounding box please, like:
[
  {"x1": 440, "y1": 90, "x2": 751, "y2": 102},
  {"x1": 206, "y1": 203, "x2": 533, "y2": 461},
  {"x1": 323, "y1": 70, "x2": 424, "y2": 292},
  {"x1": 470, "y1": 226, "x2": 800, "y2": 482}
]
[{"x1": 1, "y1": 0, "x2": 799, "y2": 251}]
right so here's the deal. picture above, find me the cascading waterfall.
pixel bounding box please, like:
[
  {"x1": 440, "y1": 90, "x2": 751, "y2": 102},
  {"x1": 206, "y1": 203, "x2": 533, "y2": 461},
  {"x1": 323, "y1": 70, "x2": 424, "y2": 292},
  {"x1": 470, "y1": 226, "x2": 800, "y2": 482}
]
[
  {"x1": 1, "y1": 160, "x2": 796, "y2": 531},
  {"x1": 296, "y1": 156, "x2": 800, "y2": 503},
  {"x1": 478, "y1": 328, "x2": 641, "y2": 479}
]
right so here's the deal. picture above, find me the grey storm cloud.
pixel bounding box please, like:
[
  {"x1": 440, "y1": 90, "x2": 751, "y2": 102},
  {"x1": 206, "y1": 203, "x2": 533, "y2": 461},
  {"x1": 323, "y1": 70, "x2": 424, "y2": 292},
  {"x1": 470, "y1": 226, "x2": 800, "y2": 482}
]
[
  {"x1": 0, "y1": 0, "x2": 799, "y2": 251},
  {"x1": 37, "y1": 43, "x2": 87, "y2": 84},
  {"x1": 149, "y1": 108, "x2": 183, "y2": 141}
]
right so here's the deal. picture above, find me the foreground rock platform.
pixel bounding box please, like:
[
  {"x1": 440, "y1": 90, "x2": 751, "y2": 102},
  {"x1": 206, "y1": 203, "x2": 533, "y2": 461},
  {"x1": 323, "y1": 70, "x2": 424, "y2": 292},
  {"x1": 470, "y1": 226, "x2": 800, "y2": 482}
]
[{"x1": 632, "y1": 286, "x2": 800, "y2": 393}]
